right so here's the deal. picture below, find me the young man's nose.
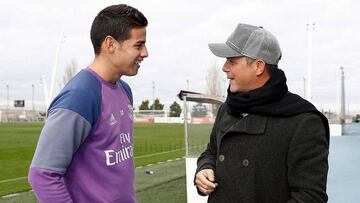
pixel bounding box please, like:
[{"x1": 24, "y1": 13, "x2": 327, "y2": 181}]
[{"x1": 141, "y1": 46, "x2": 149, "y2": 58}]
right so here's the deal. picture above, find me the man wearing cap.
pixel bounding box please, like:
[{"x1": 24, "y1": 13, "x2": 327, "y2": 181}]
[{"x1": 194, "y1": 23, "x2": 329, "y2": 202}]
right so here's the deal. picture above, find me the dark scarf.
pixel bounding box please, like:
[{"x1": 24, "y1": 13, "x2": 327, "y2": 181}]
[{"x1": 225, "y1": 69, "x2": 329, "y2": 142}]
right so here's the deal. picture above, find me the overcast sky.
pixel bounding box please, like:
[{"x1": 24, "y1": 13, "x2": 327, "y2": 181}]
[{"x1": 0, "y1": 0, "x2": 359, "y2": 112}]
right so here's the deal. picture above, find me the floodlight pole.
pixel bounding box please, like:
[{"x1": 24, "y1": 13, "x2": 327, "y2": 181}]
[
  {"x1": 183, "y1": 96, "x2": 189, "y2": 157},
  {"x1": 32, "y1": 84, "x2": 35, "y2": 112},
  {"x1": 41, "y1": 75, "x2": 49, "y2": 111},
  {"x1": 6, "y1": 85, "x2": 9, "y2": 110},
  {"x1": 303, "y1": 77, "x2": 306, "y2": 98},
  {"x1": 152, "y1": 81, "x2": 155, "y2": 115},
  {"x1": 6, "y1": 85, "x2": 9, "y2": 122},
  {"x1": 49, "y1": 34, "x2": 66, "y2": 106},
  {"x1": 186, "y1": 79, "x2": 189, "y2": 91},
  {"x1": 306, "y1": 19, "x2": 315, "y2": 102},
  {"x1": 338, "y1": 66, "x2": 345, "y2": 124}
]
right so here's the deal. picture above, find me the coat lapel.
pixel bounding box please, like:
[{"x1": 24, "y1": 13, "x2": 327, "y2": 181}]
[{"x1": 217, "y1": 113, "x2": 268, "y2": 147}]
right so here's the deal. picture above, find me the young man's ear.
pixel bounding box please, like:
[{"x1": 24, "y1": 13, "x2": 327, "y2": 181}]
[
  {"x1": 102, "y1": 36, "x2": 116, "y2": 53},
  {"x1": 254, "y1": 59, "x2": 266, "y2": 76}
]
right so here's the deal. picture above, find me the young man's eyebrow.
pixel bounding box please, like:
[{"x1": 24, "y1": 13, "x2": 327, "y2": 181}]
[{"x1": 136, "y1": 40, "x2": 146, "y2": 44}]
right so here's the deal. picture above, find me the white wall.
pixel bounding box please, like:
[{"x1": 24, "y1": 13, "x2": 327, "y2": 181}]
[
  {"x1": 330, "y1": 124, "x2": 343, "y2": 136},
  {"x1": 186, "y1": 158, "x2": 208, "y2": 203}
]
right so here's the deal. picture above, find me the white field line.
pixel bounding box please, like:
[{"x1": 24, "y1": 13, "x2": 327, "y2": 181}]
[
  {"x1": 136, "y1": 156, "x2": 183, "y2": 169},
  {"x1": 1, "y1": 193, "x2": 19, "y2": 198},
  {"x1": 1, "y1": 190, "x2": 33, "y2": 199},
  {"x1": 0, "y1": 144, "x2": 206, "y2": 185},
  {"x1": 134, "y1": 148, "x2": 184, "y2": 159},
  {"x1": 134, "y1": 144, "x2": 206, "y2": 159},
  {"x1": 0, "y1": 176, "x2": 27, "y2": 184}
]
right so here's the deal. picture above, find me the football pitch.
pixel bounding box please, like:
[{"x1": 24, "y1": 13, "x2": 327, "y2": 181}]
[{"x1": 0, "y1": 122, "x2": 212, "y2": 202}]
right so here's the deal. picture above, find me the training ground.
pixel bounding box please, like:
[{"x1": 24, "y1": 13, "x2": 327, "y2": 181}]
[{"x1": 0, "y1": 122, "x2": 209, "y2": 203}]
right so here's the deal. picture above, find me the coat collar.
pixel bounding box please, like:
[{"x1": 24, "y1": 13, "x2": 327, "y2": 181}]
[
  {"x1": 217, "y1": 104, "x2": 268, "y2": 143},
  {"x1": 214, "y1": 104, "x2": 268, "y2": 157},
  {"x1": 219, "y1": 113, "x2": 268, "y2": 136}
]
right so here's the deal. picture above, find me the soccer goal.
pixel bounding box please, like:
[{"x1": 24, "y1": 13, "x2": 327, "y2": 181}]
[
  {"x1": 133, "y1": 109, "x2": 168, "y2": 123},
  {"x1": 178, "y1": 90, "x2": 225, "y2": 203}
]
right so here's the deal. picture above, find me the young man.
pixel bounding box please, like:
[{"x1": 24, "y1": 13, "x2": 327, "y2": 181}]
[
  {"x1": 29, "y1": 4, "x2": 148, "y2": 203},
  {"x1": 195, "y1": 23, "x2": 329, "y2": 202}
]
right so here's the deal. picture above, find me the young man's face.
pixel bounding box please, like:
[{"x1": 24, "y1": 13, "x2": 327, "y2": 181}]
[
  {"x1": 112, "y1": 27, "x2": 148, "y2": 76},
  {"x1": 222, "y1": 56, "x2": 258, "y2": 93}
]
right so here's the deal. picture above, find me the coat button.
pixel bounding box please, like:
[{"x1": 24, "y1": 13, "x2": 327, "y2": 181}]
[
  {"x1": 219, "y1": 154, "x2": 225, "y2": 162},
  {"x1": 242, "y1": 159, "x2": 249, "y2": 167}
]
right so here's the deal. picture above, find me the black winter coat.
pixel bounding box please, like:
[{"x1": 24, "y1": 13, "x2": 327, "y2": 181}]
[{"x1": 196, "y1": 103, "x2": 329, "y2": 203}]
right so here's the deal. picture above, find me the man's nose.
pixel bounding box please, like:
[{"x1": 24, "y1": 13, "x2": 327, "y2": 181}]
[
  {"x1": 141, "y1": 46, "x2": 149, "y2": 58},
  {"x1": 222, "y1": 62, "x2": 229, "y2": 72}
]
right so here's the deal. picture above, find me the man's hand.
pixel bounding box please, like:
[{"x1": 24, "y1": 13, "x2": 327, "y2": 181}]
[{"x1": 195, "y1": 169, "x2": 218, "y2": 195}]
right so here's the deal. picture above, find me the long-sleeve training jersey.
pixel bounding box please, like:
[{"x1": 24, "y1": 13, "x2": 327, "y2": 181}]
[{"x1": 29, "y1": 68, "x2": 136, "y2": 203}]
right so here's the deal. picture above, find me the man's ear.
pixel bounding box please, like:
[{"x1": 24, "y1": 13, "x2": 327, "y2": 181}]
[
  {"x1": 101, "y1": 36, "x2": 116, "y2": 54},
  {"x1": 254, "y1": 59, "x2": 266, "y2": 76}
]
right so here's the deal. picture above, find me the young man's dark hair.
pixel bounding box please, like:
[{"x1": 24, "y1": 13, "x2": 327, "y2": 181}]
[
  {"x1": 90, "y1": 4, "x2": 148, "y2": 55},
  {"x1": 29, "y1": 4, "x2": 148, "y2": 203}
]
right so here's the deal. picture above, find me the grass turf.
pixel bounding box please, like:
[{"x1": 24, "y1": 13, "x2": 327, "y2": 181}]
[
  {"x1": 0, "y1": 176, "x2": 187, "y2": 203},
  {"x1": 0, "y1": 123, "x2": 43, "y2": 196},
  {"x1": 0, "y1": 159, "x2": 187, "y2": 203},
  {"x1": 0, "y1": 123, "x2": 189, "y2": 196}
]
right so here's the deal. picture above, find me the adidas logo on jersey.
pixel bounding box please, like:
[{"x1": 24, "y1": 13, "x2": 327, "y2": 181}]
[{"x1": 110, "y1": 113, "x2": 117, "y2": 126}]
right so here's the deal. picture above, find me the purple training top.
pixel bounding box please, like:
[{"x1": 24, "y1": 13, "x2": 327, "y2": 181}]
[{"x1": 29, "y1": 68, "x2": 136, "y2": 203}]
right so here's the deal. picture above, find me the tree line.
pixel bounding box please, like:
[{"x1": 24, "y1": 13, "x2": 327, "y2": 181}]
[{"x1": 139, "y1": 99, "x2": 182, "y2": 117}]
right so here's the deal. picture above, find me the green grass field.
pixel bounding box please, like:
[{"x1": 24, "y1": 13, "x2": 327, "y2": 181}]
[
  {"x1": 0, "y1": 122, "x2": 212, "y2": 202},
  {"x1": 0, "y1": 123, "x2": 43, "y2": 196},
  {"x1": 133, "y1": 123, "x2": 185, "y2": 166}
]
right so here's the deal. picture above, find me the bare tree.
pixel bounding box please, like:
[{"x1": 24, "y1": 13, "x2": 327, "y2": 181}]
[
  {"x1": 206, "y1": 62, "x2": 224, "y2": 117},
  {"x1": 63, "y1": 59, "x2": 78, "y2": 86},
  {"x1": 206, "y1": 62, "x2": 223, "y2": 97}
]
